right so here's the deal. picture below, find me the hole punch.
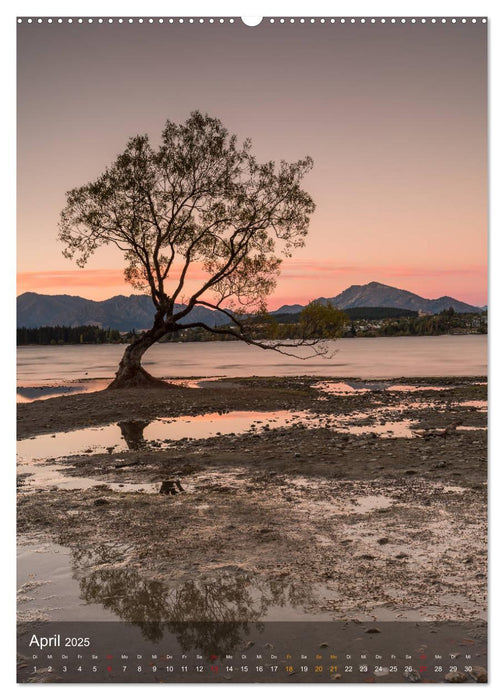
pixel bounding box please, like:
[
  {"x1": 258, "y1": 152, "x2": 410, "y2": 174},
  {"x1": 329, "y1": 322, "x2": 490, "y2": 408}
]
[{"x1": 241, "y1": 17, "x2": 263, "y2": 27}]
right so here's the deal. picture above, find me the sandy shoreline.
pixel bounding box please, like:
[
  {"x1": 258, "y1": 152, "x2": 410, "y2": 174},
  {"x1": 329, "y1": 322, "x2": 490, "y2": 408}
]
[
  {"x1": 17, "y1": 376, "x2": 487, "y2": 638},
  {"x1": 17, "y1": 374, "x2": 486, "y2": 438}
]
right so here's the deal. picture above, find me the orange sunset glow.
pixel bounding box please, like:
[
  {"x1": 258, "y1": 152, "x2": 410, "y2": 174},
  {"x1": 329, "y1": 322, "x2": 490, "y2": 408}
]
[{"x1": 17, "y1": 20, "x2": 487, "y2": 308}]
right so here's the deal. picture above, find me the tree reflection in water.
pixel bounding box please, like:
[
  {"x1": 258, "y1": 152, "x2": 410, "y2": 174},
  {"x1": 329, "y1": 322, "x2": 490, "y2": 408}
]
[
  {"x1": 117, "y1": 420, "x2": 149, "y2": 450},
  {"x1": 70, "y1": 543, "x2": 316, "y2": 654}
]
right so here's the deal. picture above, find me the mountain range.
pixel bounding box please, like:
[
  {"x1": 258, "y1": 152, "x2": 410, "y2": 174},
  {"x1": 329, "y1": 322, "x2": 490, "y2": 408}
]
[
  {"x1": 17, "y1": 292, "x2": 229, "y2": 331},
  {"x1": 273, "y1": 282, "x2": 482, "y2": 315},
  {"x1": 17, "y1": 282, "x2": 483, "y2": 330}
]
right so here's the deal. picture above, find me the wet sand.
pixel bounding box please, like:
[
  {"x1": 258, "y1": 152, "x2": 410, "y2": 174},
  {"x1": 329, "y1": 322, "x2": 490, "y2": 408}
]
[{"x1": 17, "y1": 375, "x2": 487, "y2": 637}]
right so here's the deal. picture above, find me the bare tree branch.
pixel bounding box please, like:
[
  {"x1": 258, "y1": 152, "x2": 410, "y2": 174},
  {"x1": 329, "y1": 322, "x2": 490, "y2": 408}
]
[{"x1": 58, "y1": 111, "x2": 326, "y2": 387}]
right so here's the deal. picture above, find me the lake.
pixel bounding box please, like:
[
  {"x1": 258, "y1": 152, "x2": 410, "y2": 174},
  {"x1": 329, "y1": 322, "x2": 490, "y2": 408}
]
[{"x1": 17, "y1": 335, "x2": 487, "y2": 387}]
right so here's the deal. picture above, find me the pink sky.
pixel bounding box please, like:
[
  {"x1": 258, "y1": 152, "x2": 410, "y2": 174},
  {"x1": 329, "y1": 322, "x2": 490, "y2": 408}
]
[
  {"x1": 17, "y1": 20, "x2": 487, "y2": 308},
  {"x1": 17, "y1": 261, "x2": 487, "y2": 308}
]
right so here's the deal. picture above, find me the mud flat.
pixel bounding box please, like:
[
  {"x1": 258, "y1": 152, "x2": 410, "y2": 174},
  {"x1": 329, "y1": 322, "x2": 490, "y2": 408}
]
[{"x1": 17, "y1": 376, "x2": 487, "y2": 637}]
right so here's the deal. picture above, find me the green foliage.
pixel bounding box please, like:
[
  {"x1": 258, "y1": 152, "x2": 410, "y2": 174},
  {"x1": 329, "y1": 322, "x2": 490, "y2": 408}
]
[
  {"x1": 17, "y1": 326, "x2": 122, "y2": 345},
  {"x1": 298, "y1": 301, "x2": 348, "y2": 338},
  {"x1": 238, "y1": 301, "x2": 348, "y2": 341},
  {"x1": 378, "y1": 311, "x2": 486, "y2": 336}
]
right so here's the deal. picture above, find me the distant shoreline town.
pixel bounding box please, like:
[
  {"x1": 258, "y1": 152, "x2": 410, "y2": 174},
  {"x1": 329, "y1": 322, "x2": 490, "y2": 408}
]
[
  {"x1": 17, "y1": 281, "x2": 486, "y2": 345},
  {"x1": 17, "y1": 307, "x2": 486, "y2": 346}
]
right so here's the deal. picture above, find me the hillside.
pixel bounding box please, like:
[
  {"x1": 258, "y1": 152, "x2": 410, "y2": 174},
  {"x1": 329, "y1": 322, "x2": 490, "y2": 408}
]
[
  {"x1": 17, "y1": 292, "x2": 228, "y2": 331},
  {"x1": 272, "y1": 282, "x2": 482, "y2": 315}
]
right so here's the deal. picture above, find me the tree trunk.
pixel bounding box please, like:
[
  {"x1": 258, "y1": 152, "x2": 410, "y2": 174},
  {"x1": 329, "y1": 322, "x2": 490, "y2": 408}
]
[{"x1": 107, "y1": 323, "x2": 169, "y2": 389}]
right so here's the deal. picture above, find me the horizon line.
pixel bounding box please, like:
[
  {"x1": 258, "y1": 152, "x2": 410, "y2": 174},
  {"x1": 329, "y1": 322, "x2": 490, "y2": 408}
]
[{"x1": 17, "y1": 281, "x2": 487, "y2": 310}]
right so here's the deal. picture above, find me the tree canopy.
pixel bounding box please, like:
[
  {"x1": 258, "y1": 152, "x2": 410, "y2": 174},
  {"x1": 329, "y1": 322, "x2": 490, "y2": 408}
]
[{"x1": 58, "y1": 111, "x2": 338, "y2": 386}]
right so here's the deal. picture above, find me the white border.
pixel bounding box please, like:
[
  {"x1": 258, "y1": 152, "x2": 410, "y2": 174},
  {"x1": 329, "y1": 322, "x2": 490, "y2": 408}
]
[{"x1": 2, "y1": 1, "x2": 501, "y2": 697}]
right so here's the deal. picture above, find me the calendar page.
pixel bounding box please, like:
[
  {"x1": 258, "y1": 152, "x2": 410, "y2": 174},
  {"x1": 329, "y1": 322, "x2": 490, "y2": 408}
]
[{"x1": 16, "y1": 15, "x2": 488, "y2": 684}]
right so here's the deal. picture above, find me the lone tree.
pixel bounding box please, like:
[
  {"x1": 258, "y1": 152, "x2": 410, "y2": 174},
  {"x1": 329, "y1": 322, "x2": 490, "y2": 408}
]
[{"x1": 59, "y1": 111, "x2": 340, "y2": 389}]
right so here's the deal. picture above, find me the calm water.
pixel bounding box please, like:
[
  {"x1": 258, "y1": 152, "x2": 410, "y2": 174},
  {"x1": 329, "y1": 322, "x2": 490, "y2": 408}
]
[{"x1": 17, "y1": 335, "x2": 486, "y2": 386}]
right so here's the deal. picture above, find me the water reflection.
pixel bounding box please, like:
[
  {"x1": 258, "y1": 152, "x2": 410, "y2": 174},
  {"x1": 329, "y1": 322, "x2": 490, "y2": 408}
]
[
  {"x1": 118, "y1": 420, "x2": 149, "y2": 450},
  {"x1": 17, "y1": 337, "x2": 488, "y2": 387},
  {"x1": 16, "y1": 380, "x2": 110, "y2": 403},
  {"x1": 18, "y1": 407, "x2": 425, "y2": 465},
  {"x1": 17, "y1": 385, "x2": 84, "y2": 402},
  {"x1": 69, "y1": 543, "x2": 316, "y2": 652},
  {"x1": 17, "y1": 410, "x2": 314, "y2": 461}
]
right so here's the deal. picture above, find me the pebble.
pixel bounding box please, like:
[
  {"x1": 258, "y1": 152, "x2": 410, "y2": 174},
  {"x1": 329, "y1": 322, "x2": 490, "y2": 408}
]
[
  {"x1": 469, "y1": 666, "x2": 487, "y2": 683},
  {"x1": 374, "y1": 668, "x2": 389, "y2": 677},
  {"x1": 444, "y1": 671, "x2": 467, "y2": 683},
  {"x1": 93, "y1": 498, "x2": 109, "y2": 506},
  {"x1": 403, "y1": 669, "x2": 421, "y2": 682}
]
